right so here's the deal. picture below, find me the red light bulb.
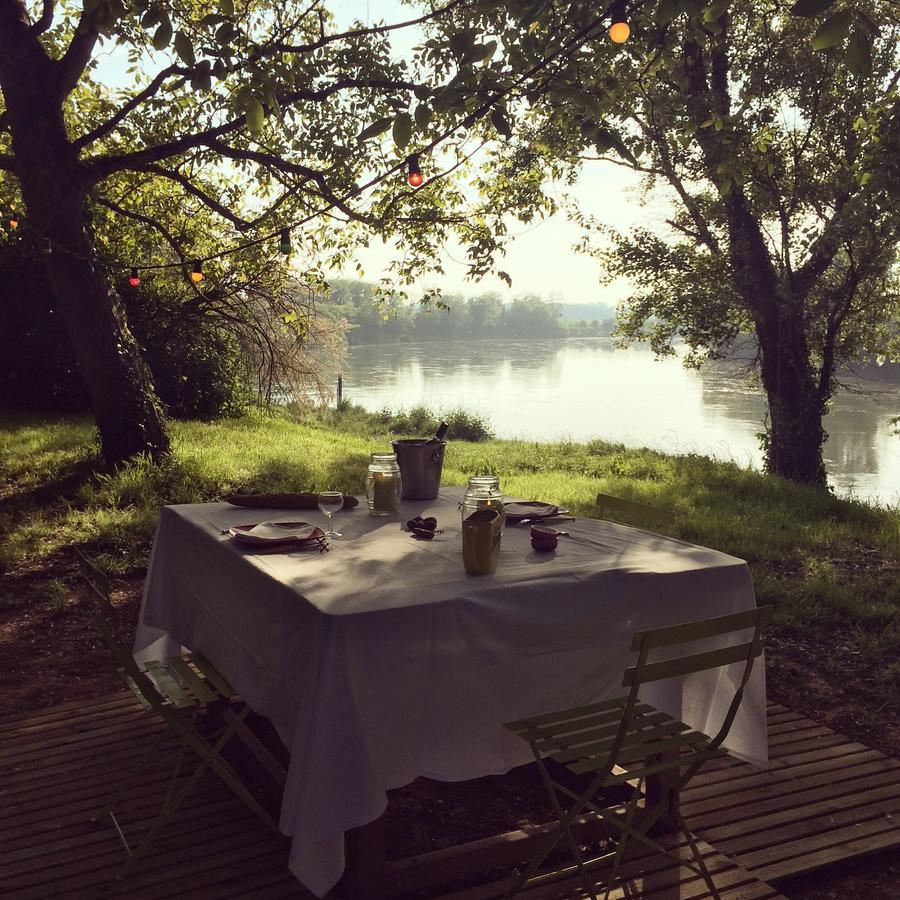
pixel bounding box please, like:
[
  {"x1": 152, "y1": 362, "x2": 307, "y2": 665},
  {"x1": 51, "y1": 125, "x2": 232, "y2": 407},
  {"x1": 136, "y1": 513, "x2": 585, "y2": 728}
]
[
  {"x1": 406, "y1": 155, "x2": 423, "y2": 187},
  {"x1": 129, "y1": 267, "x2": 140, "y2": 287}
]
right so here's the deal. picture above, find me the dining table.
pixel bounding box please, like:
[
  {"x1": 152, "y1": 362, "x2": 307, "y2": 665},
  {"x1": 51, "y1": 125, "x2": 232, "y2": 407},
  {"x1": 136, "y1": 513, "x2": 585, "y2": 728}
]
[{"x1": 133, "y1": 487, "x2": 767, "y2": 898}]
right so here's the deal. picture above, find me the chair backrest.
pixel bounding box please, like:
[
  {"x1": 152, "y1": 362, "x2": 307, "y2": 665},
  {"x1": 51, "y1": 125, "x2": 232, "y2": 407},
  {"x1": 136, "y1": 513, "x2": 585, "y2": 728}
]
[
  {"x1": 596, "y1": 492, "x2": 674, "y2": 528},
  {"x1": 623, "y1": 605, "x2": 772, "y2": 750},
  {"x1": 77, "y1": 551, "x2": 166, "y2": 710}
]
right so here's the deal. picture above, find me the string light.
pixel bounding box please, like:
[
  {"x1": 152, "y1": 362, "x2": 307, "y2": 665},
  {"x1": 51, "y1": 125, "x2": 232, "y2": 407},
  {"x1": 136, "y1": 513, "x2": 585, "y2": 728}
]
[
  {"x1": 129, "y1": 267, "x2": 141, "y2": 287},
  {"x1": 42, "y1": 240, "x2": 52, "y2": 255},
  {"x1": 279, "y1": 227, "x2": 291, "y2": 255},
  {"x1": 406, "y1": 155, "x2": 424, "y2": 187},
  {"x1": 4, "y1": 11, "x2": 625, "y2": 278},
  {"x1": 608, "y1": 0, "x2": 630, "y2": 43}
]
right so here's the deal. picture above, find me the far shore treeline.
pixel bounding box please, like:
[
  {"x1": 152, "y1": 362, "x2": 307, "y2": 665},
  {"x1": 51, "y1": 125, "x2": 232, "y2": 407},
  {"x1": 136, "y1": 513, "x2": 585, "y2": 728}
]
[{"x1": 324, "y1": 279, "x2": 615, "y2": 344}]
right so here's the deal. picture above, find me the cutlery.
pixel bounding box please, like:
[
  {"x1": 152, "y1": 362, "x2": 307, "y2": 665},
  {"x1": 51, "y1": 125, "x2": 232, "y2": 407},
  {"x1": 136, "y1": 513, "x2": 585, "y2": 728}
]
[{"x1": 518, "y1": 516, "x2": 575, "y2": 527}]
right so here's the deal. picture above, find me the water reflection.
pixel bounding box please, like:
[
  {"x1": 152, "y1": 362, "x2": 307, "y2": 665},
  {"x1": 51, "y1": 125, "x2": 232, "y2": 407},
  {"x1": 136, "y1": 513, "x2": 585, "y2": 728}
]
[{"x1": 341, "y1": 339, "x2": 900, "y2": 505}]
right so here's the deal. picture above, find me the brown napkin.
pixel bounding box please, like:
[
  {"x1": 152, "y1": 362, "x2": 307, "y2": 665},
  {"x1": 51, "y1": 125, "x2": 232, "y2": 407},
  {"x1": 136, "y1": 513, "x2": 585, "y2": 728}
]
[
  {"x1": 503, "y1": 501, "x2": 567, "y2": 522},
  {"x1": 224, "y1": 493, "x2": 359, "y2": 510}
]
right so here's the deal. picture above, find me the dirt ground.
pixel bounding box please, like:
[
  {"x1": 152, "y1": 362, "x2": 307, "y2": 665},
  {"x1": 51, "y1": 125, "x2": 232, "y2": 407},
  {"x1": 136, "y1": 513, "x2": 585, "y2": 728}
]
[{"x1": 1, "y1": 554, "x2": 898, "y2": 898}]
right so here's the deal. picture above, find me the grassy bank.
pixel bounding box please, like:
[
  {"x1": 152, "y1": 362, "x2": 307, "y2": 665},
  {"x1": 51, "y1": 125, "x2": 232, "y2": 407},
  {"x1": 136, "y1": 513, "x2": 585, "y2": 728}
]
[{"x1": 3, "y1": 409, "x2": 898, "y2": 639}]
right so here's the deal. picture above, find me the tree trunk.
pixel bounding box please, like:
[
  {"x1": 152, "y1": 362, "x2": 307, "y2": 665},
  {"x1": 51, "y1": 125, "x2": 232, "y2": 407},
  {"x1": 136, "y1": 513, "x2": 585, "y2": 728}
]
[
  {"x1": 755, "y1": 312, "x2": 828, "y2": 486},
  {"x1": 28, "y1": 189, "x2": 171, "y2": 464},
  {"x1": 0, "y1": 29, "x2": 170, "y2": 465}
]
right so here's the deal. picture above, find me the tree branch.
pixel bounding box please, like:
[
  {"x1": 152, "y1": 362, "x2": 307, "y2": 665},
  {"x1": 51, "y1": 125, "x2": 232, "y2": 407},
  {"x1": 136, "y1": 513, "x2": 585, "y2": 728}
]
[
  {"x1": 138, "y1": 164, "x2": 253, "y2": 229},
  {"x1": 96, "y1": 195, "x2": 188, "y2": 271},
  {"x1": 27, "y1": 0, "x2": 53, "y2": 35},
  {"x1": 203, "y1": 138, "x2": 372, "y2": 224},
  {"x1": 74, "y1": 66, "x2": 187, "y2": 150},
  {"x1": 85, "y1": 77, "x2": 421, "y2": 180},
  {"x1": 56, "y1": 16, "x2": 99, "y2": 98}
]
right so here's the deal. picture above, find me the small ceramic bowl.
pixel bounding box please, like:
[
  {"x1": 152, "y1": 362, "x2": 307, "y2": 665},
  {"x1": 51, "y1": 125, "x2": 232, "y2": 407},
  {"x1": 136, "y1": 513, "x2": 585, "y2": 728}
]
[{"x1": 530, "y1": 525, "x2": 558, "y2": 552}]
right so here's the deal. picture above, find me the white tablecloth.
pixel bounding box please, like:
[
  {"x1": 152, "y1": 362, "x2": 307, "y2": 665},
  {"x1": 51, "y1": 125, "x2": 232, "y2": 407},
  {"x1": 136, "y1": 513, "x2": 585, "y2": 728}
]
[{"x1": 134, "y1": 490, "x2": 766, "y2": 897}]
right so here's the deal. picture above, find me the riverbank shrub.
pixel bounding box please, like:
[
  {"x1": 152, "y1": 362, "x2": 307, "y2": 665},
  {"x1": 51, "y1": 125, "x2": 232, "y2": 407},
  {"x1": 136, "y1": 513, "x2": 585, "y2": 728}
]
[{"x1": 301, "y1": 401, "x2": 494, "y2": 442}]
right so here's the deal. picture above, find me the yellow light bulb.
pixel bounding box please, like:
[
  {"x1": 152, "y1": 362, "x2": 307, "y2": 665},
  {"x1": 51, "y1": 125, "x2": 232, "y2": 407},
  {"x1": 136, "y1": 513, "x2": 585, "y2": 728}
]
[
  {"x1": 190, "y1": 271, "x2": 204, "y2": 283},
  {"x1": 609, "y1": 21, "x2": 630, "y2": 43}
]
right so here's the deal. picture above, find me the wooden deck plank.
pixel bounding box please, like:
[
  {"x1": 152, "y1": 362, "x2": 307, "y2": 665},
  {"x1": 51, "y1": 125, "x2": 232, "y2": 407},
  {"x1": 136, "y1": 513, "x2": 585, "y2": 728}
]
[{"x1": 0, "y1": 693, "x2": 897, "y2": 899}]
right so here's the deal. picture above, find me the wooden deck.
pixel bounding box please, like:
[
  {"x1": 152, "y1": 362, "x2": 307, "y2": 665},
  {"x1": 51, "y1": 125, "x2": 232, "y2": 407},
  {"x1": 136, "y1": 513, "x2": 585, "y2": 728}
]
[{"x1": 0, "y1": 694, "x2": 897, "y2": 899}]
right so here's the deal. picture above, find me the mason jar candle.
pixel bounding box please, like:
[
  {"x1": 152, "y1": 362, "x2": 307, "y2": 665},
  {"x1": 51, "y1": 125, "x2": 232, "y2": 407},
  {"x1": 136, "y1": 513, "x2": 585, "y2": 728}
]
[
  {"x1": 461, "y1": 475, "x2": 505, "y2": 529},
  {"x1": 366, "y1": 453, "x2": 402, "y2": 515}
]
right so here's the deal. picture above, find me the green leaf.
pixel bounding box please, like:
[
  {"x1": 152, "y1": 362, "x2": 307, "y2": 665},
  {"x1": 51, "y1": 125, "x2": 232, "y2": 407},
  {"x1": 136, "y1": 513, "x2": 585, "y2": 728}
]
[
  {"x1": 790, "y1": 0, "x2": 837, "y2": 16},
  {"x1": 657, "y1": 0, "x2": 677, "y2": 25},
  {"x1": 152, "y1": 19, "x2": 173, "y2": 51},
  {"x1": 190, "y1": 63, "x2": 212, "y2": 92},
  {"x1": 392, "y1": 112, "x2": 413, "y2": 149},
  {"x1": 481, "y1": 40, "x2": 498, "y2": 62},
  {"x1": 82, "y1": 0, "x2": 102, "y2": 12},
  {"x1": 811, "y1": 9, "x2": 853, "y2": 50},
  {"x1": 490, "y1": 108, "x2": 512, "y2": 138},
  {"x1": 173, "y1": 32, "x2": 195, "y2": 67},
  {"x1": 245, "y1": 98, "x2": 265, "y2": 134},
  {"x1": 358, "y1": 117, "x2": 392, "y2": 141},
  {"x1": 141, "y1": 7, "x2": 160, "y2": 27},
  {"x1": 414, "y1": 104, "x2": 432, "y2": 129},
  {"x1": 218, "y1": 0, "x2": 234, "y2": 15},
  {"x1": 845, "y1": 28, "x2": 872, "y2": 75},
  {"x1": 263, "y1": 82, "x2": 280, "y2": 113},
  {"x1": 702, "y1": 0, "x2": 730, "y2": 23},
  {"x1": 215, "y1": 22, "x2": 237, "y2": 44}
]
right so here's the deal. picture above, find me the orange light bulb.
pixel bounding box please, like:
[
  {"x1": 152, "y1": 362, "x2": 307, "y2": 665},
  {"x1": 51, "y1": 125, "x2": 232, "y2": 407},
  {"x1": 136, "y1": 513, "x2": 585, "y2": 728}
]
[
  {"x1": 190, "y1": 259, "x2": 203, "y2": 283},
  {"x1": 609, "y1": 20, "x2": 630, "y2": 43}
]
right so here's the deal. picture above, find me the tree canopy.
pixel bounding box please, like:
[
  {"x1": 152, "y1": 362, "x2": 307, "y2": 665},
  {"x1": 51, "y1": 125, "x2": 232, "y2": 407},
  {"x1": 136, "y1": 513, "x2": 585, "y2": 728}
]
[{"x1": 1, "y1": 0, "x2": 893, "y2": 475}]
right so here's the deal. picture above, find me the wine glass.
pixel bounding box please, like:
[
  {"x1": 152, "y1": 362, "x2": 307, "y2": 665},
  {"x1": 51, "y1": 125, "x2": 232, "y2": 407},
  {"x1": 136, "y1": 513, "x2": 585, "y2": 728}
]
[{"x1": 317, "y1": 491, "x2": 344, "y2": 538}]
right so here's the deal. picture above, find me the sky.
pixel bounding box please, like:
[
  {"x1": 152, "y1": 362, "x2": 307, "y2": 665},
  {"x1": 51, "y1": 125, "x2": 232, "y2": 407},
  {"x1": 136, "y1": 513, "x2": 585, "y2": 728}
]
[
  {"x1": 91, "y1": 0, "x2": 674, "y2": 305},
  {"x1": 326, "y1": 1, "x2": 670, "y2": 304}
]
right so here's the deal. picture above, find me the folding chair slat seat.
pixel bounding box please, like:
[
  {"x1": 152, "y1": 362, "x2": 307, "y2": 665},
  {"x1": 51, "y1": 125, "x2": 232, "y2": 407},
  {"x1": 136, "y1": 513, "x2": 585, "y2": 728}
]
[
  {"x1": 502, "y1": 605, "x2": 772, "y2": 899},
  {"x1": 76, "y1": 552, "x2": 279, "y2": 881}
]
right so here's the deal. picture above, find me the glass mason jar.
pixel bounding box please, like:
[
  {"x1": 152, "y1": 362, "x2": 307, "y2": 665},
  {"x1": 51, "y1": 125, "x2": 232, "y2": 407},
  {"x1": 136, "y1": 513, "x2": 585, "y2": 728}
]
[
  {"x1": 366, "y1": 453, "x2": 402, "y2": 515},
  {"x1": 461, "y1": 475, "x2": 505, "y2": 529}
]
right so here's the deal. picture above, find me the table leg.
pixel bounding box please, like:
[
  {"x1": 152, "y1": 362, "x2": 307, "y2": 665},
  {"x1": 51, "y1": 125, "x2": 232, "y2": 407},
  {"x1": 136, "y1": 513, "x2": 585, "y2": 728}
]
[{"x1": 341, "y1": 813, "x2": 386, "y2": 899}]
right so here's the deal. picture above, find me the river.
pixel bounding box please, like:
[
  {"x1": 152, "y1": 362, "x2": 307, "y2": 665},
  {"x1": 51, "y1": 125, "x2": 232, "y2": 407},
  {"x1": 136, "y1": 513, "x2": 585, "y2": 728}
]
[{"x1": 338, "y1": 339, "x2": 900, "y2": 506}]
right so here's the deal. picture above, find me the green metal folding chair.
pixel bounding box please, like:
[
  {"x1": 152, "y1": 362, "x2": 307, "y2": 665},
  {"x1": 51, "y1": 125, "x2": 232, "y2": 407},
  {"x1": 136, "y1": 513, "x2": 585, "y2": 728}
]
[
  {"x1": 596, "y1": 492, "x2": 675, "y2": 529},
  {"x1": 78, "y1": 552, "x2": 281, "y2": 879},
  {"x1": 503, "y1": 605, "x2": 771, "y2": 899}
]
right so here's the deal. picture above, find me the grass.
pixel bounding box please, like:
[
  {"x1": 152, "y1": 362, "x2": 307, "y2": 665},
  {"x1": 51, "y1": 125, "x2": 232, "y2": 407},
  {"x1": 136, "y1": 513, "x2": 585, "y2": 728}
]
[{"x1": 2, "y1": 410, "x2": 898, "y2": 650}]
